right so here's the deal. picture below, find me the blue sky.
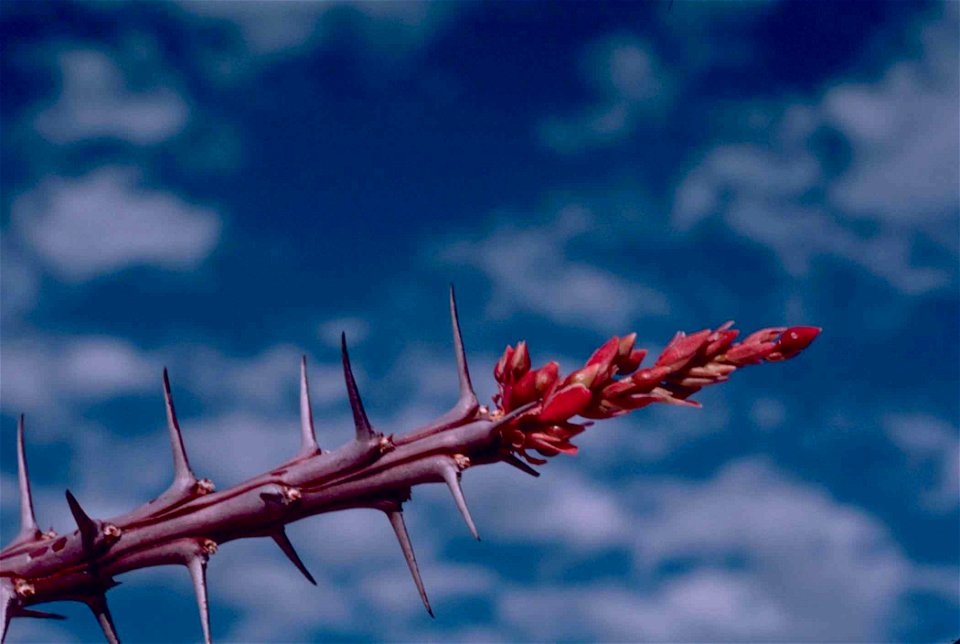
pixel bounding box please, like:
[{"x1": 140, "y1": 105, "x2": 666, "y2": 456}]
[{"x1": 1, "y1": 1, "x2": 957, "y2": 641}]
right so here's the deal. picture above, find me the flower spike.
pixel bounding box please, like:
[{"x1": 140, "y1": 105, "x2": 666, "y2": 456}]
[
  {"x1": 298, "y1": 356, "x2": 320, "y2": 458},
  {"x1": 85, "y1": 593, "x2": 120, "y2": 644},
  {"x1": 270, "y1": 529, "x2": 316, "y2": 586},
  {"x1": 385, "y1": 509, "x2": 433, "y2": 618},
  {"x1": 14, "y1": 415, "x2": 41, "y2": 546},
  {"x1": 341, "y1": 333, "x2": 375, "y2": 442},
  {"x1": 188, "y1": 554, "x2": 212, "y2": 644},
  {"x1": 438, "y1": 460, "x2": 479, "y2": 541}
]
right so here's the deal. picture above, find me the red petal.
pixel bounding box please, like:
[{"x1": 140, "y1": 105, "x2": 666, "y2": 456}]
[
  {"x1": 539, "y1": 384, "x2": 593, "y2": 423},
  {"x1": 586, "y1": 337, "x2": 620, "y2": 372},
  {"x1": 510, "y1": 369, "x2": 540, "y2": 408},
  {"x1": 723, "y1": 341, "x2": 776, "y2": 365},
  {"x1": 562, "y1": 363, "x2": 602, "y2": 389},
  {"x1": 740, "y1": 327, "x2": 785, "y2": 346},
  {"x1": 510, "y1": 341, "x2": 531, "y2": 378},
  {"x1": 770, "y1": 326, "x2": 821, "y2": 360},
  {"x1": 655, "y1": 329, "x2": 712, "y2": 370},
  {"x1": 494, "y1": 345, "x2": 514, "y2": 382},
  {"x1": 535, "y1": 361, "x2": 560, "y2": 398},
  {"x1": 617, "y1": 349, "x2": 647, "y2": 375}
]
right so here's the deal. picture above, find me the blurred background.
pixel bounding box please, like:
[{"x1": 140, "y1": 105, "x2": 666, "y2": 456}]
[{"x1": 1, "y1": 1, "x2": 957, "y2": 641}]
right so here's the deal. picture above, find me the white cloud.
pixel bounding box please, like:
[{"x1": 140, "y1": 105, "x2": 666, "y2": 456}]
[
  {"x1": 496, "y1": 458, "x2": 955, "y2": 641},
  {"x1": 671, "y1": 8, "x2": 958, "y2": 294},
  {"x1": 823, "y1": 11, "x2": 959, "y2": 226},
  {"x1": 884, "y1": 413, "x2": 959, "y2": 512},
  {"x1": 541, "y1": 36, "x2": 674, "y2": 154},
  {"x1": 34, "y1": 48, "x2": 188, "y2": 145},
  {"x1": 178, "y1": 0, "x2": 457, "y2": 84},
  {"x1": 439, "y1": 206, "x2": 669, "y2": 332},
  {"x1": 0, "y1": 336, "x2": 158, "y2": 418},
  {"x1": 12, "y1": 167, "x2": 221, "y2": 281}
]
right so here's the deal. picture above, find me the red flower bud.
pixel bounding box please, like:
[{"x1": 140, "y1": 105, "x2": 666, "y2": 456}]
[
  {"x1": 704, "y1": 328, "x2": 739, "y2": 358},
  {"x1": 587, "y1": 337, "x2": 620, "y2": 370},
  {"x1": 511, "y1": 341, "x2": 531, "y2": 378},
  {"x1": 494, "y1": 345, "x2": 514, "y2": 382},
  {"x1": 618, "y1": 348, "x2": 647, "y2": 375},
  {"x1": 563, "y1": 363, "x2": 602, "y2": 389},
  {"x1": 539, "y1": 384, "x2": 593, "y2": 423},
  {"x1": 768, "y1": 326, "x2": 821, "y2": 361},
  {"x1": 740, "y1": 327, "x2": 785, "y2": 346},
  {"x1": 722, "y1": 341, "x2": 776, "y2": 365},
  {"x1": 618, "y1": 333, "x2": 637, "y2": 359},
  {"x1": 509, "y1": 369, "x2": 541, "y2": 408},
  {"x1": 655, "y1": 329, "x2": 712, "y2": 370},
  {"x1": 535, "y1": 361, "x2": 560, "y2": 398}
]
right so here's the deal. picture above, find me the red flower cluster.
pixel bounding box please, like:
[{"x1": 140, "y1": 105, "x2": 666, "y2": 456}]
[{"x1": 494, "y1": 324, "x2": 820, "y2": 465}]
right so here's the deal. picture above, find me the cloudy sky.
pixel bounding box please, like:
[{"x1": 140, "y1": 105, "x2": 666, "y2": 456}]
[{"x1": 1, "y1": 1, "x2": 957, "y2": 642}]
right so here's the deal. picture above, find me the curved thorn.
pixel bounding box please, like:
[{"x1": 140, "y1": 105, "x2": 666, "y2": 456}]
[
  {"x1": 439, "y1": 462, "x2": 480, "y2": 541},
  {"x1": 163, "y1": 369, "x2": 197, "y2": 488},
  {"x1": 65, "y1": 490, "x2": 98, "y2": 558},
  {"x1": 340, "y1": 333, "x2": 374, "y2": 442},
  {"x1": 298, "y1": 356, "x2": 320, "y2": 457},
  {"x1": 14, "y1": 608, "x2": 66, "y2": 621},
  {"x1": 271, "y1": 529, "x2": 316, "y2": 586},
  {"x1": 502, "y1": 453, "x2": 541, "y2": 477},
  {"x1": 187, "y1": 555, "x2": 212, "y2": 644},
  {"x1": 489, "y1": 401, "x2": 538, "y2": 431},
  {"x1": 1, "y1": 578, "x2": 14, "y2": 643},
  {"x1": 16, "y1": 415, "x2": 40, "y2": 544},
  {"x1": 385, "y1": 509, "x2": 433, "y2": 618},
  {"x1": 449, "y1": 284, "x2": 478, "y2": 411},
  {"x1": 86, "y1": 594, "x2": 119, "y2": 644}
]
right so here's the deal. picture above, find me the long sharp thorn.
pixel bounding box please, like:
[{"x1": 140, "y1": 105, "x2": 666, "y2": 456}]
[
  {"x1": 386, "y1": 509, "x2": 433, "y2": 617},
  {"x1": 2, "y1": 578, "x2": 14, "y2": 643},
  {"x1": 16, "y1": 415, "x2": 40, "y2": 543},
  {"x1": 298, "y1": 356, "x2": 320, "y2": 457},
  {"x1": 65, "y1": 490, "x2": 98, "y2": 557},
  {"x1": 340, "y1": 333, "x2": 374, "y2": 442},
  {"x1": 439, "y1": 462, "x2": 480, "y2": 540},
  {"x1": 187, "y1": 555, "x2": 212, "y2": 644},
  {"x1": 87, "y1": 594, "x2": 119, "y2": 644},
  {"x1": 271, "y1": 529, "x2": 316, "y2": 586},
  {"x1": 163, "y1": 369, "x2": 197, "y2": 488},
  {"x1": 502, "y1": 453, "x2": 541, "y2": 477},
  {"x1": 449, "y1": 284, "x2": 478, "y2": 411},
  {"x1": 489, "y1": 401, "x2": 538, "y2": 430},
  {"x1": 15, "y1": 608, "x2": 66, "y2": 620}
]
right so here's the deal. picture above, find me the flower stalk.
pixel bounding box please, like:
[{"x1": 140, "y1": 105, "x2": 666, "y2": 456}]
[{"x1": 0, "y1": 288, "x2": 819, "y2": 643}]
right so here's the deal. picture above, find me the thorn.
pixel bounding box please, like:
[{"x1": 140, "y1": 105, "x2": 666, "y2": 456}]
[
  {"x1": 163, "y1": 369, "x2": 198, "y2": 489},
  {"x1": 16, "y1": 415, "x2": 41, "y2": 544},
  {"x1": 14, "y1": 608, "x2": 66, "y2": 621},
  {"x1": 187, "y1": 555, "x2": 212, "y2": 644},
  {"x1": 448, "y1": 284, "x2": 478, "y2": 413},
  {"x1": 65, "y1": 490, "x2": 98, "y2": 558},
  {"x1": 340, "y1": 333, "x2": 375, "y2": 442},
  {"x1": 489, "y1": 401, "x2": 538, "y2": 430},
  {"x1": 1, "y1": 578, "x2": 14, "y2": 643},
  {"x1": 385, "y1": 509, "x2": 433, "y2": 617},
  {"x1": 271, "y1": 529, "x2": 316, "y2": 586},
  {"x1": 502, "y1": 453, "x2": 541, "y2": 477},
  {"x1": 86, "y1": 594, "x2": 120, "y2": 644},
  {"x1": 439, "y1": 461, "x2": 480, "y2": 541},
  {"x1": 298, "y1": 356, "x2": 320, "y2": 457}
]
